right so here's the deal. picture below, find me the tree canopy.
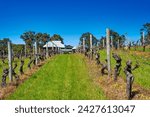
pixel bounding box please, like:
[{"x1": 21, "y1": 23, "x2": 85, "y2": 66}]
[
  {"x1": 99, "y1": 30, "x2": 126, "y2": 48},
  {"x1": 50, "y1": 34, "x2": 64, "y2": 44},
  {"x1": 110, "y1": 30, "x2": 126, "y2": 47},
  {"x1": 0, "y1": 38, "x2": 10, "y2": 53},
  {"x1": 140, "y1": 23, "x2": 150, "y2": 45},
  {"x1": 20, "y1": 31, "x2": 35, "y2": 50},
  {"x1": 35, "y1": 33, "x2": 50, "y2": 48},
  {"x1": 79, "y1": 32, "x2": 98, "y2": 49}
]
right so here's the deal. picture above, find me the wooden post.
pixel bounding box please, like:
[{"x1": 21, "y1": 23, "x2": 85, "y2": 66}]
[
  {"x1": 106, "y1": 28, "x2": 111, "y2": 78},
  {"x1": 8, "y1": 41, "x2": 13, "y2": 82},
  {"x1": 46, "y1": 42, "x2": 49, "y2": 58},
  {"x1": 83, "y1": 38, "x2": 85, "y2": 53},
  {"x1": 35, "y1": 41, "x2": 38, "y2": 65},
  {"x1": 79, "y1": 42, "x2": 82, "y2": 53},
  {"x1": 12, "y1": 49, "x2": 14, "y2": 61},
  {"x1": 118, "y1": 39, "x2": 120, "y2": 49},
  {"x1": 90, "y1": 34, "x2": 93, "y2": 59},
  {"x1": 111, "y1": 36, "x2": 113, "y2": 49},
  {"x1": 33, "y1": 45, "x2": 35, "y2": 55},
  {"x1": 142, "y1": 32, "x2": 145, "y2": 46},
  {"x1": 142, "y1": 32, "x2": 145, "y2": 51},
  {"x1": 103, "y1": 38, "x2": 105, "y2": 48},
  {"x1": 90, "y1": 34, "x2": 92, "y2": 51},
  {"x1": 25, "y1": 44, "x2": 27, "y2": 57}
]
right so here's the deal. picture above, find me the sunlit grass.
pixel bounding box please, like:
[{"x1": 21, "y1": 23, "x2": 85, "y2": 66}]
[{"x1": 7, "y1": 54, "x2": 106, "y2": 100}]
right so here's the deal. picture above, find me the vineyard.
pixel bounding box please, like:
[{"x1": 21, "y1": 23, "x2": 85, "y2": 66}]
[
  {"x1": 100, "y1": 49, "x2": 150, "y2": 89},
  {"x1": 0, "y1": 47, "x2": 150, "y2": 100},
  {"x1": 0, "y1": 28, "x2": 150, "y2": 100},
  {"x1": 1, "y1": 1, "x2": 150, "y2": 117}
]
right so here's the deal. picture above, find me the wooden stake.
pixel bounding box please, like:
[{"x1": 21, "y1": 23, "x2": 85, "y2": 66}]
[
  {"x1": 90, "y1": 34, "x2": 92, "y2": 51},
  {"x1": 25, "y1": 44, "x2": 27, "y2": 57},
  {"x1": 83, "y1": 38, "x2": 85, "y2": 53},
  {"x1": 46, "y1": 42, "x2": 49, "y2": 58},
  {"x1": 111, "y1": 36, "x2": 113, "y2": 49},
  {"x1": 143, "y1": 32, "x2": 145, "y2": 46},
  {"x1": 103, "y1": 38, "x2": 105, "y2": 48},
  {"x1": 8, "y1": 41, "x2": 13, "y2": 82},
  {"x1": 33, "y1": 45, "x2": 35, "y2": 55},
  {"x1": 90, "y1": 34, "x2": 93, "y2": 59},
  {"x1": 106, "y1": 28, "x2": 111, "y2": 78},
  {"x1": 35, "y1": 41, "x2": 38, "y2": 65},
  {"x1": 118, "y1": 39, "x2": 120, "y2": 49}
]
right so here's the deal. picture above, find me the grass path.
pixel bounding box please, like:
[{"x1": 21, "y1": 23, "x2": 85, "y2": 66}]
[{"x1": 7, "y1": 54, "x2": 106, "y2": 100}]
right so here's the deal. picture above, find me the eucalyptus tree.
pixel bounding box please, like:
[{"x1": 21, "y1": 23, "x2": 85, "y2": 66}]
[
  {"x1": 141, "y1": 23, "x2": 150, "y2": 43},
  {"x1": 110, "y1": 30, "x2": 126, "y2": 49},
  {"x1": 41, "y1": 33, "x2": 50, "y2": 45},
  {"x1": 35, "y1": 32, "x2": 43, "y2": 49},
  {"x1": 50, "y1": 34, "x2": 64, "y2": 44},
  {"x1": 79, "y1": 32, "x2": 98, "y2": 50},
  {"x1": 140, "y1": 23, "x2": 150, "y2": 51},
  {"x1": 20, "y1": 31, "x2": 36, "y2": 53}
]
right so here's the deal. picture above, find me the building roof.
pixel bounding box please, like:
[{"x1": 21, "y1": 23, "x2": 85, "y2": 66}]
[
  {"x1": 72, "y1": 46, "x2": 77, "y2": 49},
  {"x1": 43, "y1": 41, "x2": 65, "y2": 48}
]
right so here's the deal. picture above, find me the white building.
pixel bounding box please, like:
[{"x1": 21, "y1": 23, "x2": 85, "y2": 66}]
[
  {"x1": 43, "y1": 41, "x2": 65, "y2": 53},
  {"x1": 43, "y1": 41, "x2": 65, "y2": 48}
]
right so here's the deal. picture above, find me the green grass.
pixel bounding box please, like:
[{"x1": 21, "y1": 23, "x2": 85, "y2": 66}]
[
  {"x1": 99, "y1": 49, "x2": 150, "y2": 89},
  {"x1": 7, "y1": 54, "x2": 106, "y2": 100},
  {"x1": 130, "y1": 46, "x2": 150, "y2": 52}
]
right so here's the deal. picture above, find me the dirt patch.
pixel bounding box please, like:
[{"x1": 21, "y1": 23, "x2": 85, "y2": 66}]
[
  {"x1": 0, "y1": 60, "x2": 47, "y2": 100},
  {"x1": 98, "y1": 77, "x2": 150, "y2": 100},
  {"x1": 85, "y1": 55, "x2": 150, "y2": 100}
]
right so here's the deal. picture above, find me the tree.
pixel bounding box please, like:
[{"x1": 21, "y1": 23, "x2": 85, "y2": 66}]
[
  {"x1": 79, "y1": 32, "x2": 98, "y2": 50},
  {"x1": 110, "y1": 30, "x2": 126, "y2": 49},
  {"x1": 50, "y1": 34, "x2": 64, "y2": 44},
  {"x1": 99, "y1": 36, "x2": 106, "y2": 47},
  {"x1": 0, "y1": 38, "x2": 10, "y2": 55},
  {"x1": 20, "y1": 31, "x2": 35, "y2": 52},
  {"x1": 35, "y1": 32, "x2": 43, "y2": 44},
  {"x1": 140, "y1": 23, "x2": 150, "y2": 46},
  {"x1": 35, "y1": 32, "x2": 43, "y2": 49},
  {"x1": 37, "y1": 33, "x2": 50, "y2": 51},
  {"x1": 41, "y1": 33, "x2": 50, "y2": 45}
]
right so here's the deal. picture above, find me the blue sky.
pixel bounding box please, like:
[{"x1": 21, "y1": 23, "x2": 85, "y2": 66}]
[{"x1": 0, "y1": 0, "x2": 150, "y2": 46}]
